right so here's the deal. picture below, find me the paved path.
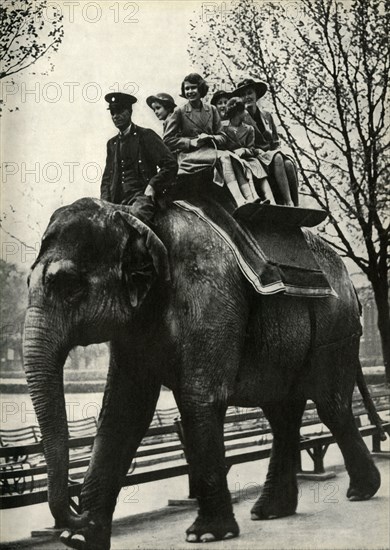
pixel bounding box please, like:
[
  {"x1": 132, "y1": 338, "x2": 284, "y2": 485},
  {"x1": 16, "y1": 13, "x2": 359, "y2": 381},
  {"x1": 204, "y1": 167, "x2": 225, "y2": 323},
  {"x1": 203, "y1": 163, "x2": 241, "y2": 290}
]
[{"x1": 3, "y1": 456, "x2": 389, "y2": 550}]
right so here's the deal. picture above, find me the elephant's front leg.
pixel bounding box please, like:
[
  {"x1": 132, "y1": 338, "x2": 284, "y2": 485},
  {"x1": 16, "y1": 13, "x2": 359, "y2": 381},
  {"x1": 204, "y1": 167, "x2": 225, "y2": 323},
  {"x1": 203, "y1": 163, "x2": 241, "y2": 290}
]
[
  {"x1": 180, "y1": 398, "x2": 239, "y2": 543},
  {"x1": 177, "y1": 318, "x2": 245, "y2": 543},
  {"x1": 61, "y1": 340, "x2": 160, "y2": 550},
  {"x1": 172, "y1": 264, "x2": 247, "y2": 542}
]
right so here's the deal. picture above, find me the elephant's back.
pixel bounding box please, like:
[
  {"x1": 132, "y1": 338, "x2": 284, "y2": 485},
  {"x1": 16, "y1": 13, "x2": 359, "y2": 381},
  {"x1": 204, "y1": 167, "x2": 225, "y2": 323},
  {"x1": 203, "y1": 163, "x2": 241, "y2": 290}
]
[
  {"x1": 155, "y1": 206, "x2": 243, "y2": 287},
  {"x1": 302, "y1": 230, "x2": 361, "y2": 343},
  {"x1": 157, "y1": 208, "x2": 355, "y2": 296},
  {"x1": 303, "y1": 230, "x2": 354, "y2": 298},
  {"x1": 156, "y1": 206, "x2": 236, "y2": 261},
  {"x1": 156, "y1": 208, "x2": 361, "y2": 342}
]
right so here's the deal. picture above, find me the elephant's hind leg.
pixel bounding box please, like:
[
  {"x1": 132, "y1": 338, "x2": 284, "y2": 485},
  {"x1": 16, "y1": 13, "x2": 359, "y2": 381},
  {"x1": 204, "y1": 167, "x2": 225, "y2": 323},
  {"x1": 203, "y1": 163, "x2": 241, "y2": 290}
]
[
  {"x1": 315, "y1": 399, "x2": 380, "y2": 501},
  {"x1": 251, "y1": 397, "x2": 306, "y2": 520}
]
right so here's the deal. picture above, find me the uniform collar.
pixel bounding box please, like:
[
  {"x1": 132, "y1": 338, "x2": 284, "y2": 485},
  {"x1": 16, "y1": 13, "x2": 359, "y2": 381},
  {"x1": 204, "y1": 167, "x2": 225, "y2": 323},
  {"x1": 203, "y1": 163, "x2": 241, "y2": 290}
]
[{"x1": 118, "y1": 123, "x2": 133, "y2": 137}]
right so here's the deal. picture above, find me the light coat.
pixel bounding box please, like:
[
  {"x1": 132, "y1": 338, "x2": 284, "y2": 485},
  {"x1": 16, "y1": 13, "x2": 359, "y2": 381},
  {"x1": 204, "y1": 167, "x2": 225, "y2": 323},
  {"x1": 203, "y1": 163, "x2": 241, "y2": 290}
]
[
  {"x1": 221, "y1": 121, "x2": 267, "y2": 181},
  {"x1": 163, "y1": 101, "x2": 226, "y2": 153}
]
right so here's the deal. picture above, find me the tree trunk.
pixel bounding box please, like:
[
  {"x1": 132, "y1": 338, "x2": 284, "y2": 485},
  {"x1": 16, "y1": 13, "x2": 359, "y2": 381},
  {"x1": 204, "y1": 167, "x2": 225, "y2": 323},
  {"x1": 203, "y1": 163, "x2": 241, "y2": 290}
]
[{"x1": 370, "y1": 276, "x2": 390, "y2": 384}]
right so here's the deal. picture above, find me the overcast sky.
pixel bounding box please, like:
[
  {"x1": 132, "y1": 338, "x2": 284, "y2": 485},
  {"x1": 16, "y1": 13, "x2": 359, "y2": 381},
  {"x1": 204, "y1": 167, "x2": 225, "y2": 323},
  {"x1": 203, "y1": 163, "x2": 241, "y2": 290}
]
[{"x1": 1, "y1": 1, "x2": 207, "y2": 267}]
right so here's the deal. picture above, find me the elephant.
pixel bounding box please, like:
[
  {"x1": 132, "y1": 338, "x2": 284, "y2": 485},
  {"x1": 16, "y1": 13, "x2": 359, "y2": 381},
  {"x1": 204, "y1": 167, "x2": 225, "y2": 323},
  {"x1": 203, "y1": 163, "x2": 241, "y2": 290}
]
[{"x1": 23, "y1": 197, "x2": 382, "y2": 549}]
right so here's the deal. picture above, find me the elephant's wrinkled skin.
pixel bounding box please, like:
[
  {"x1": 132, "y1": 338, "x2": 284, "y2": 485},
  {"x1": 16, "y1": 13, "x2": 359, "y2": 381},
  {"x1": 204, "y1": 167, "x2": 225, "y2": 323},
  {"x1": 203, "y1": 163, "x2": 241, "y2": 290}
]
[{"x1": 23, "y1": 198, "x2": 380, "y2": 549}]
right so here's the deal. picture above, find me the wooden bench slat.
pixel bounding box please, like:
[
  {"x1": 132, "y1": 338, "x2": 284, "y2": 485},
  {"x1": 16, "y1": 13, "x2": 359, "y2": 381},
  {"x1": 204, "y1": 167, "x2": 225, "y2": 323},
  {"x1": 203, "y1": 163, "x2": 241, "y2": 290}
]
[{"x1": 1, "y1": 390, "x2": 388, "y2": 509}]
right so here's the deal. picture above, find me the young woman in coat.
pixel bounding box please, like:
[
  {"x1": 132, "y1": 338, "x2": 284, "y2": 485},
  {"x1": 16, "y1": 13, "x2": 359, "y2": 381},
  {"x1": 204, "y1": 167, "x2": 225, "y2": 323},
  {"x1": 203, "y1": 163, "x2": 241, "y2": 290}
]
[
  {"x1": 233, "y1": 78, "x2": 299, "y2": 206},
  {"x1": 163, "y1": 73, "x2": 227, "y2": 178}
]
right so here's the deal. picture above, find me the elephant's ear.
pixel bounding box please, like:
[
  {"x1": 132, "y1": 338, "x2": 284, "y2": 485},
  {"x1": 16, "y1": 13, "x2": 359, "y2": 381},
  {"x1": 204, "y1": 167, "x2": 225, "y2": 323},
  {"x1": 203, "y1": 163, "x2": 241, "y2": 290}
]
[{"x1": 113, "y1": 210, "x2": 171, "y2": 307}]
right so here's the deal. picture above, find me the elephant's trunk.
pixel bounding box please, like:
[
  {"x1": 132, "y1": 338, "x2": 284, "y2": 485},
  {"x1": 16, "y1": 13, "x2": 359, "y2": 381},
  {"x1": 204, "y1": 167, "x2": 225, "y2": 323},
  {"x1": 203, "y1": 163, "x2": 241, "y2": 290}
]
[{"x1": 23, "y1": 306, "x2": 76, "y2": 527}]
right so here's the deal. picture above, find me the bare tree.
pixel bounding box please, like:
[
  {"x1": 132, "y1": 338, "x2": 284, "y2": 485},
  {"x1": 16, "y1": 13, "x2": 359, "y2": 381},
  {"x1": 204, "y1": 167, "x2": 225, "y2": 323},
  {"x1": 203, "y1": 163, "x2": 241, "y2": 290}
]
[
  {"x1": 189, "y1": 0, "x2": 390, "y2": 382},
  {"x1": 0, "y1": 0, "x2": 64, "y2": 80}
]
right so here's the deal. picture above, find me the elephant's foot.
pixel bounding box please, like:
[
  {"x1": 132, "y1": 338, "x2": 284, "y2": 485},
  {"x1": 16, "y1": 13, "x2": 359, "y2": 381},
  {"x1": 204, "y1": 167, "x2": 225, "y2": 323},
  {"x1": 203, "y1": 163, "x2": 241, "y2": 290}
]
[
  {"x1": 347, "y1": 463, "x2": 381, "y2": 501},
  {"x1": 186, "y1": 513, "x2": 239, "y2": 543},
  {"x1": 60, "y1": 519, "x2": 111, "y2": 550},
  {"x1": 251, "y1": 478, "x2": 298, "y2": 520}
]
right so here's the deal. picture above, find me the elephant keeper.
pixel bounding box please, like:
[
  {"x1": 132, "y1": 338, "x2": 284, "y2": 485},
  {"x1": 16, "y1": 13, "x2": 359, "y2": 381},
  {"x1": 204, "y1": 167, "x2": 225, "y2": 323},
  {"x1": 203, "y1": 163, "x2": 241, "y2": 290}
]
[{"x1": 101, "y1": 92, "x2": 178, "y2": 223}]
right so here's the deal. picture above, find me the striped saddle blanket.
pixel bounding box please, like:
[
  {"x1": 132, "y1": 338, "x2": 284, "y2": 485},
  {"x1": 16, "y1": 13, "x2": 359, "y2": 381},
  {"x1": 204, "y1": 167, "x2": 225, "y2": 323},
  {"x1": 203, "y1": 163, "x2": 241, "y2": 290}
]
[{"x1": 173, "y1": 197, "x2": 335, "y2": 298}]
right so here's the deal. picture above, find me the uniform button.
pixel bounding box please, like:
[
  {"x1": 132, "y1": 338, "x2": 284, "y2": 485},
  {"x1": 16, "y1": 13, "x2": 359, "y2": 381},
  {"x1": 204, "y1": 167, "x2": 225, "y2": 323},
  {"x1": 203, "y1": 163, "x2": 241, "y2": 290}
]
[
  {"x1": 138, "y1": 160, "x2": 142, "y2": 163},
  {"x1": 134, "y1": 132, "x2": 137, "y2": 135}
]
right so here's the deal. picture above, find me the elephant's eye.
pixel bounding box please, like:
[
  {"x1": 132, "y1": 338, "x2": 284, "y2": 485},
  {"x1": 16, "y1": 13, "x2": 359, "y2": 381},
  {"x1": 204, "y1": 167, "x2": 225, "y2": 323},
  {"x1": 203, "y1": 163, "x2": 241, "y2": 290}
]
[{"x1": 46, "y1": 270, "x2": 88, "y2": 305}]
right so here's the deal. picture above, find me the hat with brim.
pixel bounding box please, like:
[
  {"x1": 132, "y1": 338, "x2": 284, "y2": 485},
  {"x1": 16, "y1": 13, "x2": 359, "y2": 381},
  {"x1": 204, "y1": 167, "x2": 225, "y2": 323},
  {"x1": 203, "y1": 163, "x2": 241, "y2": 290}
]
[
  {"x1": 146, "y1": 93, "x2": 176, "y2": 109},
  {"x1": 210, "y1": 90, "x2": 231, "y2": 106},
  {"x1": 105, "y1": 92, "x2": 137, "y2": 110},
  {"x1": 233, "y1": 78, "x2": 267, "y2": 99},
  {"x1": 225, "y1": 97, "x2": 246, "y2": 119}
]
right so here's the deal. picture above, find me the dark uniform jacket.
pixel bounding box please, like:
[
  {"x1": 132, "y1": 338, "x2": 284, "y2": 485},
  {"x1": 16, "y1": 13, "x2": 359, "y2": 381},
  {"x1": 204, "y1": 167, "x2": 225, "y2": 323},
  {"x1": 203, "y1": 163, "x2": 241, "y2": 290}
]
[{"x1": 101, "y1": 124, "x2": 177, "y2": 204}]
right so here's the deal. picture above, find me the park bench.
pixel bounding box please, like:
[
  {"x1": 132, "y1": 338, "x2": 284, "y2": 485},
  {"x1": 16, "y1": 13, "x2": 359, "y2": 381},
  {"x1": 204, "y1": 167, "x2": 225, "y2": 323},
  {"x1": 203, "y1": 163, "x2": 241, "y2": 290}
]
[
  {"x1": 0, "y1": 425, "x2": 45, "y2": 495},
  {"x1": 174, "y1": 387, "x2": 390, "y2": 496},
  {"x1": 0, "y1": 388, "x2": 389, "y2": 513},
  {"x1": 68, "y1": 417, "x2": 97, "y2": 438},
  {"x1": 0, "y1": 425, "x2": 42, "y2": 463},
  {"x1": 0, "y1": 408, "x2": 186, "y2": 509},
  {"x1": 67, "y1": 417, "x2": 97, "y2": 463},
  {"x1": 0, "y1": 417, "x2": 97, "y2": 497}
]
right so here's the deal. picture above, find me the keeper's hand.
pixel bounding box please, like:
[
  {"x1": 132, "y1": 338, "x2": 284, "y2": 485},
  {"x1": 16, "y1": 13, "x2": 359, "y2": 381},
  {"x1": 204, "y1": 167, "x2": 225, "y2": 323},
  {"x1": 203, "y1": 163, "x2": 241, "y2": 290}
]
[{"x1": 197, "y1": 133, "x2": 213, "y2": 147}]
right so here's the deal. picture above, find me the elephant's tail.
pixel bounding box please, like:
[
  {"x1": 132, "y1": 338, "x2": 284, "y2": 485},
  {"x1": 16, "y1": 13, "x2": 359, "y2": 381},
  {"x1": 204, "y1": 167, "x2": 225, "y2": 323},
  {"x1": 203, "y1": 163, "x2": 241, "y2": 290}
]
[{"x1": 356, "y1": 362, "x2": 387, "y2": 441}]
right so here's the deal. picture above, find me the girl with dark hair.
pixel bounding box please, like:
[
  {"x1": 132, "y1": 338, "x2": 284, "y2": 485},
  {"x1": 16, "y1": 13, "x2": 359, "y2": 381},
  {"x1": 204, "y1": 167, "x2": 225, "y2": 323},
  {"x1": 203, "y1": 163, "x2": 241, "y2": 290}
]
[
  {"x1": 179, "y1": 72, "x2": 209, "y2": 99},
  {"x1": 146, "y1": 93, "x2": 176, "y2": 130},
  {"x1": 233, "y1": 78, "x2": 299, "y2": 206},
  {"x1": 163, "y1": 73, "x2": 227, "y2": 178}
]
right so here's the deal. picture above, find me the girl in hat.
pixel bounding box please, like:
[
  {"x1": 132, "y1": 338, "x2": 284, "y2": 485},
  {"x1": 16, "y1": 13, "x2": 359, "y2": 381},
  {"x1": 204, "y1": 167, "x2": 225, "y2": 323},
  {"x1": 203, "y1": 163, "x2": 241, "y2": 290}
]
[
  {"x1": 221, "y1": 97, "x2": 275, "y2": 206},
  {"x1": 146, "y1": 93, "x2": 177, "y2": 131},
  {"x1": 234, "y1": 78, "x2": 299, "y2": 206},
  {"x1": 163, "y1": 73, "x2": 227, "y2": 178},
  {"x1": 210, "y1": 90, "x2": 230, "y2": 120}
]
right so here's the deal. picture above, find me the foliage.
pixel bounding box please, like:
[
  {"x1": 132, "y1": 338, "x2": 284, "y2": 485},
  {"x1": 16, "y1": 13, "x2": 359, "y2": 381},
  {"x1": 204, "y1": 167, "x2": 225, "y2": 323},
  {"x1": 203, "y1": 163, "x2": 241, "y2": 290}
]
[
  {"x1": 0, "y1": 0, "x2": 64, "y2": 111},
  {"x1": 0, "y1": 0, "x2": 64, "y2": 79},
  {"x1": 189, "y1": 0, "x2": 390, "y2": 379}
]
